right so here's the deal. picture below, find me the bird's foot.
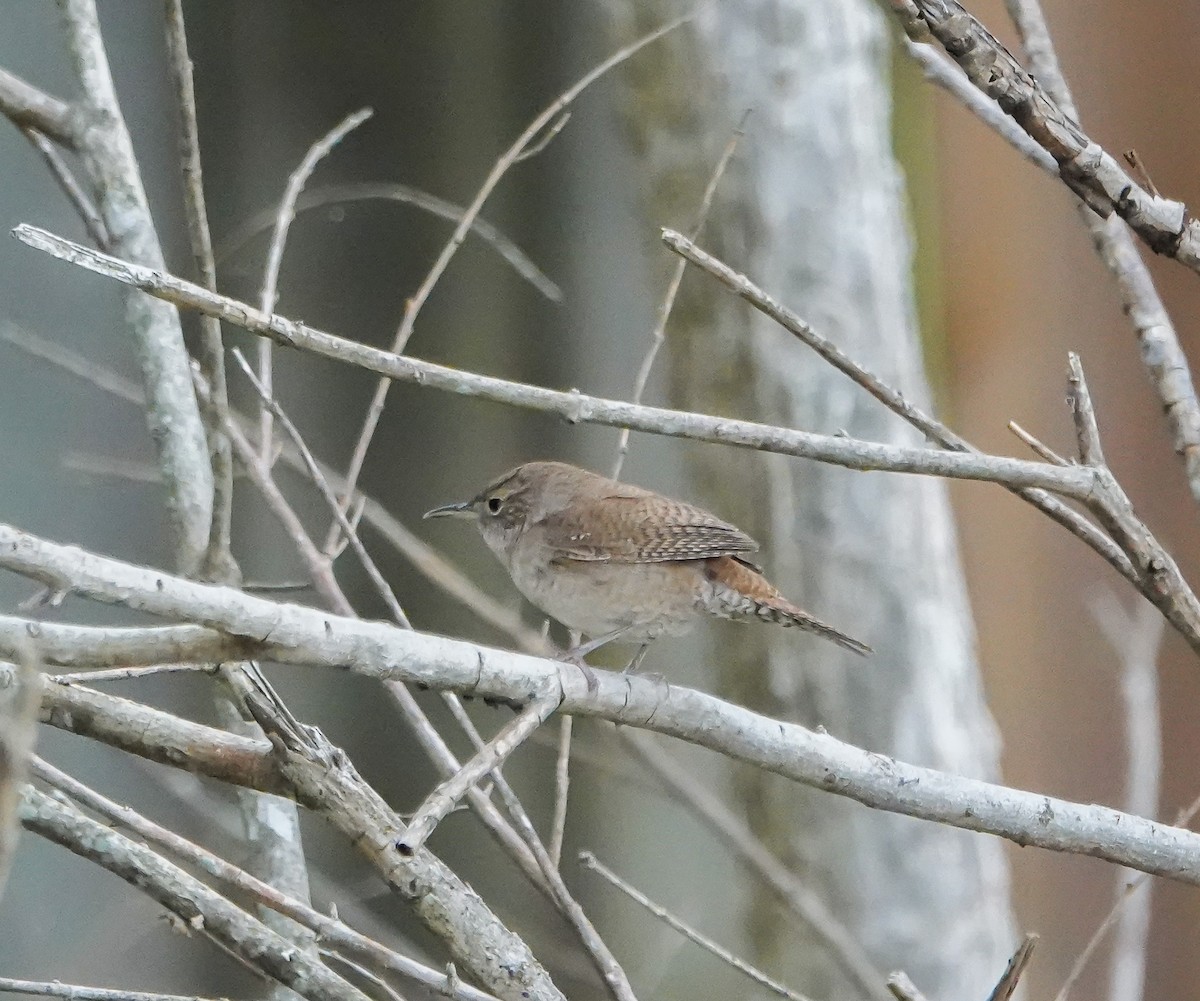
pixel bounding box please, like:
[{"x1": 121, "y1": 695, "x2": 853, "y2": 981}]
[{"x1": 555, "y1": 648, "x2": 599, "y2": 694}]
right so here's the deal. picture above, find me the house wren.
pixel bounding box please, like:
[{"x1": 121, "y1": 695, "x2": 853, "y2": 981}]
[{"x1": 425, "y1": 461, "x2": 870, "y2": 673}]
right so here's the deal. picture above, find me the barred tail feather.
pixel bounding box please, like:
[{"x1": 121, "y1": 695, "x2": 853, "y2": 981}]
[
  {"x1": 702, "y1": 555, "x2": 872, "y2": 657},
  {"x1": 763, "y1": 600, "x2": 873, "y2": 657}
]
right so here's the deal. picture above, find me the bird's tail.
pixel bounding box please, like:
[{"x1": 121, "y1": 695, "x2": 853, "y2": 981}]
[
  {"x1": 704, "y1": 556, "x2": 872, "y2": 657},
  {"x1": 761, "y1": 599, "x2": 873, "y2": 656}
]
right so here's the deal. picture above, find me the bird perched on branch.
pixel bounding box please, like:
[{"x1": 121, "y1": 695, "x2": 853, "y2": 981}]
[{"x1": 425, "y1": 461, "x2": 870, "y2": 682}]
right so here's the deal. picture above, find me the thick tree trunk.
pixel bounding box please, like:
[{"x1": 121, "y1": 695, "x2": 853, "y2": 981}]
[{"x1": 611, "y1": 4, "x2": 1016, "y2": 996}]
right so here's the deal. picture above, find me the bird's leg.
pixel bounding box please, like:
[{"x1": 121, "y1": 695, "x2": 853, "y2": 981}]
[
  {"x1": 557, "y1": 629, "x2": 598, "y2": 693},
  {"x1": 557, "y1": 626, "x2": 634, "y2": 694},
  {"x1": 564, "y1": 627, "x2": 630, "y2": 659}
]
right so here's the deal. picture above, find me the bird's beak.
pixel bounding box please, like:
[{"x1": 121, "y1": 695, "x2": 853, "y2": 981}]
[{"x1": 423, "y1": 500, "x2": 475, "y2": 520}]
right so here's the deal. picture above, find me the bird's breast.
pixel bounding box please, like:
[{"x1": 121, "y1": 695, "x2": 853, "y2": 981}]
[{"x1": 507, "y1": 552, "x2": 704, "y2": 641}]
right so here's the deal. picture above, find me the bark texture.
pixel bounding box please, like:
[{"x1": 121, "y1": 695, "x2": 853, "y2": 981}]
[{"x1": 611, "y1": 3, "x2": 1016, "y2": 996}]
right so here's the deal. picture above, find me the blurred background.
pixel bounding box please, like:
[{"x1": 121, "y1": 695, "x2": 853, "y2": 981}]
[{"x1": 1, "y1": 1, "x2": 1199, "y2": 999}]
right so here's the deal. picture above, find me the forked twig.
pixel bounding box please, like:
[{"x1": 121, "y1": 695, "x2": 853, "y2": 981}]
[{"x1": 397, "y1": 691, "x2": 560, "y2": 855}]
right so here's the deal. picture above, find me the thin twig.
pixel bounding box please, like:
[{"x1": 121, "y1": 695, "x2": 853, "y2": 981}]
[
  {"x1": 986, "y1": 933, "x2": 1038, "y2": 1001},
  {"x1": 320, "y1": 952, "x2": 411, "y2": 1001},
  {"x1": 12, "y1": 225, "x2": 1104, "y2": 499},
  {"x1": 1068, "y1": 352, "x2": 1107, "y2": 468},
  {"x1": 620, "y1": 728, "x2": 890, "y2": 1001},
  {"x1": 1123, "y1": 150, "x2": 1160, "y2": 200},
  {"x1": 217, "y1": 180, "x2": 561, "y2": 302},
  {"x1": 397, "y1": 691, "x2": 560, "y2": 855},
  {"x1": 1007, "y1": 420, "x2": 1070, "y2": 466},
  {"x1": 580, "y1": 851, "x2": 815, "y2": 1001},
  {"x1": 1091, "y1": 594, "x2": 1163, "y2": 1001},
  {"x1": 50, "y1": 663, "x2": 219, "y2": 684},
  {"x1": 323, "y1": 13, "x2": 690, "y2": 556},
  {"x1": 0, "y1": 980, "x2": 223, "y2": 1001},
  {"x1": 229, "y1": 348, "x2": 410, "y2": 627},
  {"x1": 548, "y1": 715, "x2": 572, "y2": 868},
  {"x1": 19, "y1": 126, "x2": 108, "y2": 247},
  {"x1": 512, "y1": 111, "x2": 570, "y2": 163},
  {"x1": 440, "y1": 697, "x2": 639, "y2": 1001},
  {"x1": 612, "y1": 113, "x2": 746, "y2": 479},
  {"x1": 258, "y1": 107, "x2": 372, "y2": 464},
  {"x1": 1052, "y1": 794, "x2": 1200, "y2": 1001},
  {"x1": 164, "y1": 0, "x2": 236, "y2": 581}
]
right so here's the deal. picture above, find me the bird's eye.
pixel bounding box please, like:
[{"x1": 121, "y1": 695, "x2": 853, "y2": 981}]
[{"x1": 486, "y1": 496, "x2": 503, "y2": 514}]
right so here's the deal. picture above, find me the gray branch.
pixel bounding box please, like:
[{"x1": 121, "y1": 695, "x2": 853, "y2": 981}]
[
  {"x1": 887, "y1": 0, "x2": 1200, "y2": 276},
  {"x1": 0, "y1": 648, "x2": 39, "y2": 901},
  {"x1": 19, "y1": 785, "x2": 370, "y2": 1001},
  {"x1": 2, "y1": 530, "x2": 1200, "y2": 890},
  {"x1": 57, "y1": 0, "x2": 213, "y2": 571},
  {"x1": 12, "y1": 223, "x2": 1097, "y2": 498}
]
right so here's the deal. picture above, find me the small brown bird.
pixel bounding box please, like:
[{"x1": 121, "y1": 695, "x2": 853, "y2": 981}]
[{"x1": 425, "y1": 461, "x2": 870, "y2": 673}]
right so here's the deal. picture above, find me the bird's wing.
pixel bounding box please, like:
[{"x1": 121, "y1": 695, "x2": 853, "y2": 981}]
[{"x1": 541, "y1": 490, "x2": 760, "y2": 564}]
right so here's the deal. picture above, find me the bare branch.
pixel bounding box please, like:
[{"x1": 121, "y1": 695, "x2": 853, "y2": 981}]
[
  {"x1": 237, "y1": 682, "x2": 565, "y2": 1001},
  {"x1": 32, "y1": 758, "x2": 503, "y2": 1001},
  {"x1": 548, "y1": 715, "x2": 572, "y2": 869},
  {"x1": 896, "y1": 36, "x2": 1055, "y2": 173},
  {"x1": 325, "y1": 13, "x2": 691, "y2": 553},
  {"x1": 397, "y1": 691, "x2": 560, "y2": 856},
  {"x1": 59, "y1": 0, "x2": 213, "y2": 571},
  {"x1": 620, "y1": 729, "x2": 890, "y2": 1001},
  {"x1": 986, "y1": 933, "x2": 1038, "y2": 1001},
  {"x1": 0, "y1": 979, "x2": 223, "y2": 1001},
  {"x1": 660, "y1": 230, "x2": 1200, "y2": 650},
  {"x1": 19, "y1": 126, "x2": 108, "y2": 246},
  {"x1": 217, "y1": 181, "x2": 561, "y2": 303},
  {"x1": 19, "y1": 784, "x2": 370, "y2": 1001},
  {"x1": 0, "y1": 643, "x2": 39, "y2": 901},
  {"x1": 993, "y1": 0, "x2": 1200, "y2": 503},
  {"x1": 580, "y1": 851, "x2": 815, "y2": 1001},
  {"x1": 51, "y1": 663, "x2": 219, "y2": 683},
  {"x1": 164, "y1": 0, "x2": 236, "y2": 580},
  {"x1": 12, "y1": 225, "x2": 1101, "y2": 498},
  {"x1": 0, "y1": 65, "x2": 76, "y2": 146},
  {"x1": 4, "y1": 532, "x2": 1200, "y2": 889},
  {"x1": 888, "y1": 1, "x2": 1200, "y2": 276},
  {"x1": 258, "y1": 107, "x2": 372, "y2": 461}
]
